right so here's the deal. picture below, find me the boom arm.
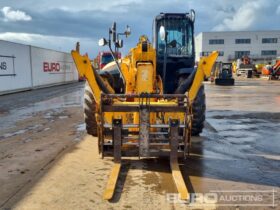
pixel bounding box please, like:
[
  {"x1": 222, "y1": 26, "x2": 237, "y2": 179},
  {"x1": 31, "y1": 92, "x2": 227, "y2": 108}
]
[
  {"x1": 188, "y1": 51, "x2": 218, "y2": 103},
  {"x1": 71, "y1": 46, "x2": 114, "y2": 104}
]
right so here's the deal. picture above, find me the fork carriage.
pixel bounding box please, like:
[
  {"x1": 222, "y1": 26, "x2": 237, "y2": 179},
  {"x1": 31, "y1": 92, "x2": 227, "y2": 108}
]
[
  {"x1": 98, "y1": 93, "x2": 192, "y2": 158},
  {"x1": 99, "y1": 93, "x2": 193, "y2": 200}
]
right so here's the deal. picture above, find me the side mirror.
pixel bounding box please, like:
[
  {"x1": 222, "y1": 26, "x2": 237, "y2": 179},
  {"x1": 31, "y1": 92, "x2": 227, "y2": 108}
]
[
  {"x1": 159, "y1": 26, "x2": 165, "y2": 41},
  {"x1": 98, "y1": 38, "x2": 107, "y2": 46},
  {"x1": 116, "y1": 39, "x2": 123, "y2": 48},
  {"x1": 189, "y1": 9, "x2": 195, "y2": 22},
  {"x1": 125, "y1": 25, "x2": 131, "y2": 37}
]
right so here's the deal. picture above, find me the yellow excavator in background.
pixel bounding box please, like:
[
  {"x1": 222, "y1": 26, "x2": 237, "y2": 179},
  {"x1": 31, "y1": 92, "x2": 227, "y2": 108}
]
[{"x1": 71, "y1": 10, "x2": 218, "y2": 201}]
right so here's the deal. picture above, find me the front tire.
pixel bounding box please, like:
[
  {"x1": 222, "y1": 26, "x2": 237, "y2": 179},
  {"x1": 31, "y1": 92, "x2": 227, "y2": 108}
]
[
  {"x1": 84, "y1": 82, "x2": 98, "y2": 136},
  {"x1": 191, "y1": 85, "x2": 206, "y2": 136},
  {"x1": 177, "y1": 76, "x2": 206, "y2": 136}
]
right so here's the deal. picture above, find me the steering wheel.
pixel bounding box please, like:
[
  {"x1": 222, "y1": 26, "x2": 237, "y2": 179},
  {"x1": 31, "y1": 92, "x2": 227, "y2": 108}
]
[{"x1": 167, "y1": 40, "x2": 178, "y2": 48}]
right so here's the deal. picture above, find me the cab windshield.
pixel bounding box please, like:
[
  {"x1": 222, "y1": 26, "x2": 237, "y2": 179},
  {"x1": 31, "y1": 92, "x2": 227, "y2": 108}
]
[
  {"x1": 101, "y1": 54, "x2": 114, "y2": 64},
  {"x1": 157, "y1": 18, "x2": 193, "y2": 57}
]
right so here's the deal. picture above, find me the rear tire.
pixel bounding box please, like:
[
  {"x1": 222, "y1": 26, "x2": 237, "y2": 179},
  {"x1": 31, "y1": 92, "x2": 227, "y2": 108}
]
[
  {"x1": 191, "y1": 85, "x2": 206, "y2": 136},
  {"x1": 247, "y1": 70, "x2": 252, "y2": 78},
  {"x1": 84, "y1": 82, "x2": 98, "y2": 136},
  {"x1": 215, "y1": 78, "x2": 235, "y2": 86}
]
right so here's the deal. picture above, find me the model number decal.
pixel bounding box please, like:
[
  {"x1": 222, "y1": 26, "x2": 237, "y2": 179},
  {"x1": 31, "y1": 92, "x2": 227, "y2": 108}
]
[
  {"x1": 0, "y1": 62, "x2": 7, "y2": 70},
  {"x1": 0, "y1": 56, "x2": 16, "y2": 76}
]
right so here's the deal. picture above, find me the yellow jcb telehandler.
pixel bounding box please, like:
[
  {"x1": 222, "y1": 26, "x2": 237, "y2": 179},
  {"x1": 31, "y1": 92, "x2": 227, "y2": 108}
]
[{"x1": 71, "y1": 10, "x2": 218, "y2": 201}]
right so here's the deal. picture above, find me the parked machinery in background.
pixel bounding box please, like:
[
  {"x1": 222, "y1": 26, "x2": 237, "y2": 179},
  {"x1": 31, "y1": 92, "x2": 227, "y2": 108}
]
[
  {"x1": 80, "y1": 51, "x2": 121, "y2": 81},
  {"x1": 262, "y1": 57, "x2": 280, "y2": 80},
  {"x1": 96, "y1": 51, "x2": 121, "y2": 70},
  {"x1": 255, "y1": 63, "x2": 265, "y2": 77},
  {"x1": 211, "y1": 62, "x2": 234, "y2": 85},
  {"x1": 236, "y1": 55, "x2": 256, "y2": 78},
  {"x1": 232, "y1": 61, "x2": 237, "y2": 74}
]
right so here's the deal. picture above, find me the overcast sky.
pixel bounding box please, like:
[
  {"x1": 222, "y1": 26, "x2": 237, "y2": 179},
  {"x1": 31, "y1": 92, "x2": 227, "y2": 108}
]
[{"x1": 0, "y1": 0, "x2": 280, "y2": 57}]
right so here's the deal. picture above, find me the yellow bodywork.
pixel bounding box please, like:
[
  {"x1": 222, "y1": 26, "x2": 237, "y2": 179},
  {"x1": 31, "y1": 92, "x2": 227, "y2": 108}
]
[
  {"x1": 71, "y1": 35, "x2": 218, "y2": 201},
  {"x1": 255, "y1": 63, "x2": 265, "y2": 74},
  {"x1": 71, "y1": 36, "x2": 218, "y2": 126},
  {"x1": 232, "y1": 61, "x2": 237, "y2": 74}
]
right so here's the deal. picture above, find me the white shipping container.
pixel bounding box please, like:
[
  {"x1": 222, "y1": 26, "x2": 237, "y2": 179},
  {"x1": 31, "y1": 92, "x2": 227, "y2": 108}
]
[
  {"x1": 0, "y1": 40, "x2": 79, "y2": 95},
  {"x1": 31, "y1": 46, "x2": 78, "y2": 87},
  {"x1": 0, "y1": 41, "x2": 32, "y2": 93}
]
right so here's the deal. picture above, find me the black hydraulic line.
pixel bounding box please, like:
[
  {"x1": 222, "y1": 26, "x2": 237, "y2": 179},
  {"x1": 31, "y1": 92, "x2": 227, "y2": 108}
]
[
  {"x1": 108, "y1": 44, "x2": 126, "y2": 88},
  {"x1": 92, "y1": 65, "x2": 113, "y2": 94},
  {"x1": 162, "y1": 19, "x2": 167, "y2": 92},
  {"x1": 107, "y1": 22, "x2": 126, "y2": 89},
  {"x1": 174, "y1": 70, "x2": 196, "y2": 94}
]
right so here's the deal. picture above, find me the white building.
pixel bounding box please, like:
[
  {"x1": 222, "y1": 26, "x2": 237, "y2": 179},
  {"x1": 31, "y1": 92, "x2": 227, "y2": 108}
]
[{"x1": 195, "y1": 30, "x2": 280, "y2": 63}]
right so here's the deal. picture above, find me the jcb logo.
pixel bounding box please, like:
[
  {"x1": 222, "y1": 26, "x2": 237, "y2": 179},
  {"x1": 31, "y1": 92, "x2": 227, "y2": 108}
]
[
  {"x1": 43, "y1": 62, "x2": 60, "y2": 72},
  {"x1": 0, "y1": 62, "x2": 7, "y2": 70}
]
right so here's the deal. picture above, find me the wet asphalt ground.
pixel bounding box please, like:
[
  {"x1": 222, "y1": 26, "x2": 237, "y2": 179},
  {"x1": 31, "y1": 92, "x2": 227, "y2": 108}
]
[{"x1": 0, "y1": 79, "x2": 279, "y2": 209}]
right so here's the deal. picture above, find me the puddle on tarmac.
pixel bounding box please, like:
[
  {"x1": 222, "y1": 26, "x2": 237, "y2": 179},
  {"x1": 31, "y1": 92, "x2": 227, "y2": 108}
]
[
  {"x1": 0, "y1": 91, "x2": 82, "y2": 130},
  {"x1": 0, "y1": 124, "x2": 42, "y2": 140},
  {"x1": 206, "y1": 118, "x2": 257, "y2": 132},
  {"x1": 59, "y1": 116, "x2": 69, "y2": 119},
  {"x1": 76, "y1": 123, "x2": 85, "y2": 132}
]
